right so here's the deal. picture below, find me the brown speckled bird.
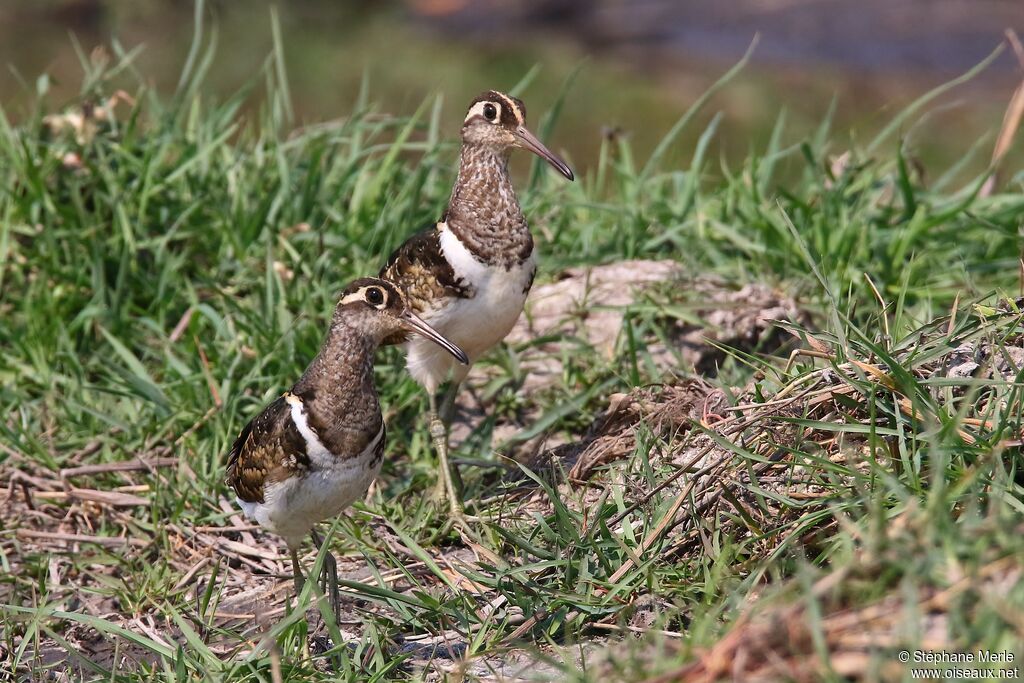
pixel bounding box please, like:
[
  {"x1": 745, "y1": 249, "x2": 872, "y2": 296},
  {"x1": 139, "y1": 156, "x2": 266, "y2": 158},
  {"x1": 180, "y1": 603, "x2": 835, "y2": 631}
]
[
  {"x1": 380, "y1": 90, "x2": 574, "y2": 518},
  {"x1": 225, "y1": 278, "x2": 467, "y2": 614}
]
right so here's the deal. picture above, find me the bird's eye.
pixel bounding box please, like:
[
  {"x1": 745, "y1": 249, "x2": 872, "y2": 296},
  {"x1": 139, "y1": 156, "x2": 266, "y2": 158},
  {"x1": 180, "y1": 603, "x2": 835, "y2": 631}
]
[
  {"x1": 365, "y1": 287, "x2": 385, "y2": 306},
  {"x1": 483, "y1": 103, "x2": 497, "y2": 121}
]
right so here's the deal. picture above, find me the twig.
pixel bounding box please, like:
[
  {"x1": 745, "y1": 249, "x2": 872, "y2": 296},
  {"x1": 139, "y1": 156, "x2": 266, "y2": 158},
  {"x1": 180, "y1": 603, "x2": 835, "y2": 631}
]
[
  {"x1": 33, "y1": 487, "x2": 149, "y2": 507},
  {"x1": 1007, "y1": 29, "x2": 1024, "y2": 70},
  {"x1": 61, "y1": 457, "x2": 177, "y2": 478},
  {"x1": 863, "y1": 273, "x2": 890, "y2": 341},
  {"x1": 981, "y1": 29, "x2": 1024, "y2": 196},
  {"x1": 16, "y1": 530, "x2": 147, "y2": 548},
  {"x1": 605, "y1": 441, "x2": 716, "y2": 529},
  {"x1": 947, "y1": 291, "x2": 961, "y2": 336},
  {"x1": 193, "y1": 524, "x2": 262, "y2": 533},
  {"x1": 504, "y1": 612, "x2": 544, "y2": 641},
  {"x1": 67, "y1": 439, "x2": 105, "y2": 463},
  {"x1": 589, "y1": 622, "x2": 685, "y2": 639},
  {"x1": 174, "y1": 405, "x2": 219, "y2": 447},
  {"x1": 270, "y1": 645, "x2": 284, "y2": 683},
  {"x1": 169, "y1": 307, "x2": 195, "y2": 343},
  {"x1": 606, "y1": 472, "x2": 702, "y2": 585},
  {"x1": 216, "y1": 538, "x2": 286, "y2": 562},
  {"x1": 173, "y1": 556, "x2": 211, "y2": 592},
  {"x1": 194, "y1": 334, "x2": 222, "y2": 408}
]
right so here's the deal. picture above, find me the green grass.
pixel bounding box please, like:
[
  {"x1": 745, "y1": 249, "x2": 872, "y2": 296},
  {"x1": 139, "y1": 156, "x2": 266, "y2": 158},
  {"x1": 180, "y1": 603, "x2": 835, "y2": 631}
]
[{"x1": 1, "y1": 18, "x2": 1023, "y2": 683}]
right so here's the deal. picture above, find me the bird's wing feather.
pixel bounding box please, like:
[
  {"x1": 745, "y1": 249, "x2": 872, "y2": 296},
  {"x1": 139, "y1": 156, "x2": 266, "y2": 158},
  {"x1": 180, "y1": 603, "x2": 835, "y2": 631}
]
[
  {"x1": 224, "y1": 396, "x2": 308, "y2": 503},
  {"x1": 379, "y1": 223, "x2": 472, "y2": 315}
]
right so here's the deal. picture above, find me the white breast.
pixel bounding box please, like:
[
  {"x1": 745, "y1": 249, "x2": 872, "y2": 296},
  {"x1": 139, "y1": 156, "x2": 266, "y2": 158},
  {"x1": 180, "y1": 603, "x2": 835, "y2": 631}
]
[
  {"x1": 236, "y1": 401, "x2": 384, "y2": 548},
  {"x1": 403, "y1": 223, "x2": 535, "y2": 394}
]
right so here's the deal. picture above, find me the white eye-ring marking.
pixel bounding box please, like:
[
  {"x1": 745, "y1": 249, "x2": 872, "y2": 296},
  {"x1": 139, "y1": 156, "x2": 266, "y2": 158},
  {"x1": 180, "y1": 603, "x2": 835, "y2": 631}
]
[
  {"x1": 464, "y1": 100, "x2": 501, "y2": 124},
  {"x1": 340, "y1": 286, "x2": 388, "y2": 308}
]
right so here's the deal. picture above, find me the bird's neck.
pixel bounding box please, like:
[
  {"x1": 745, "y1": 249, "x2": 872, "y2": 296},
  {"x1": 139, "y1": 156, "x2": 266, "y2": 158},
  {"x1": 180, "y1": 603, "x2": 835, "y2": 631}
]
[
  {"x1": 293, "y1": 322, "x2": 381, "y2": 434},
  {"x1": 444, "y1": 142, "x2": 532, "y2": 266}
]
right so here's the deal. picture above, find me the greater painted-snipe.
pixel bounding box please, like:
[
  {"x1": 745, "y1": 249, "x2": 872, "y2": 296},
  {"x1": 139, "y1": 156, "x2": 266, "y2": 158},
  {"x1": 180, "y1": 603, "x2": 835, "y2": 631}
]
[
  {"x1": 225, "y1": 278, "x2": 468, "y2": 616},
  {"x1": 379, "y1": 90, "x2": 574, "y2": 518}
]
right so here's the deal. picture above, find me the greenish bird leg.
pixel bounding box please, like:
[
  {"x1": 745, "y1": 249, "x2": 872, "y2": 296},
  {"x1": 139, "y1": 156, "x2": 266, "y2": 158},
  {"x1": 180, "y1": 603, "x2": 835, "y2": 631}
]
[{"x1": 430, "y1": 392, "x2": 464, "y2": 518}]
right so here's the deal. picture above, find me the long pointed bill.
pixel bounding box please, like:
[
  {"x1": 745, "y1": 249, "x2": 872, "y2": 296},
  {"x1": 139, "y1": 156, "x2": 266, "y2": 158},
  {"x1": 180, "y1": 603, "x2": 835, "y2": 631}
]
[
  {"x1": 514, "y1": 125, "x2": 575, "y2": 181},
  {"x1": 401, "y1": 311, "x2": 469, "y2": 365}
]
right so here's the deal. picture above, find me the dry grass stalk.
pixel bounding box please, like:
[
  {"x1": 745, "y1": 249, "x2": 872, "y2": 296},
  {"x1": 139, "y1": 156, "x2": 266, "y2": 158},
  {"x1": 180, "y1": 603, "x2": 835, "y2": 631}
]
[{"x1": 981, "y1": 29, "x2": 1024, "y2": 197}]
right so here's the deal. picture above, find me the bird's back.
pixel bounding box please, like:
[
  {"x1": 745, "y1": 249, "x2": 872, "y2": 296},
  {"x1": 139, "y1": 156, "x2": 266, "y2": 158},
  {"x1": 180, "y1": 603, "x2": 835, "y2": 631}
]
[
  {"x1": 379, "y1": 223, "x2": 473, "y2": 317},
  {"x1": 225, "y1": 395, "x2": 307, "y2": 504}
]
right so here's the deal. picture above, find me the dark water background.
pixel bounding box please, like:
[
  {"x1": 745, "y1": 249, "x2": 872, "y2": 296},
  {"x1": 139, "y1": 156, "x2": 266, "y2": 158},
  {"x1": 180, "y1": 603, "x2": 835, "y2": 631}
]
[{"x1": 1, "y1": 0, "x2": 1022, "y2": 175}]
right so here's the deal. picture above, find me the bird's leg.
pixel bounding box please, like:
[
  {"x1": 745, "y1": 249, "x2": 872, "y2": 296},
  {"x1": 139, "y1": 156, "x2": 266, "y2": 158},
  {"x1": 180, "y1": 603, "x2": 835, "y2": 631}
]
[
  {"x1": 438, "y1": 381, "x2": 461, "y2": 426},
  {"x1": 430, "y1": 392, "x2": 463, "y2": 519},
  {"x1": 310, "y1": 530, "x2": 340, "y2": 623},
  {"x1": 290, "y1": 547, "x2": 305, "y2": 599},
  {"x1": 439, "y1": 382, "x2": 466, "y2": 493}
]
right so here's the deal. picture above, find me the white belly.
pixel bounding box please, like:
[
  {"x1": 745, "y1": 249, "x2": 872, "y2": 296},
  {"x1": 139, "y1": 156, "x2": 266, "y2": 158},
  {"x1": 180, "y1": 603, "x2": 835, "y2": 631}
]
[
  {"x1": 404, "y1": 224, "x2": 535, "y2": 394},
  {"x1": 237, "y1": 421, "x2": 384, "y2": 548}
]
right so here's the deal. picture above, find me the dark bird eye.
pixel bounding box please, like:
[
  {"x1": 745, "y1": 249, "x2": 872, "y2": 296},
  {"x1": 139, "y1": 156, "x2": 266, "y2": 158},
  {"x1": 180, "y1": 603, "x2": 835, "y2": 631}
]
[
  {"x1": 483, "y1": 103, "x2": 497, "y2": 121},
  {"x1": 365, "y1": 287, "x2": 385, "y2": 306}
]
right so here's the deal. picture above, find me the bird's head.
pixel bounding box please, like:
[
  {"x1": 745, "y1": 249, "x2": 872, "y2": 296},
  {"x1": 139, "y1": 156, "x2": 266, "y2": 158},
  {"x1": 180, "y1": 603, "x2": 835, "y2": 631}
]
[
  {"x1": 461, "y1": 90, "x2": 574, "y2": 181},
  {"x1": 335, "y1": 278, "x2": 468, "y2": 364}
]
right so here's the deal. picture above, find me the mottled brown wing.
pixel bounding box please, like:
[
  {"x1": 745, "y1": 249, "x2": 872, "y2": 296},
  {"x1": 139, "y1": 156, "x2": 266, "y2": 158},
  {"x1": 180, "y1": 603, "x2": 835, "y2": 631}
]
[
  {"x1": 224, "y1": 396, "x2": 308, "y2": 503},
  {"x1": 379, "y1": 224, "x2": 472, "y2": 316}
]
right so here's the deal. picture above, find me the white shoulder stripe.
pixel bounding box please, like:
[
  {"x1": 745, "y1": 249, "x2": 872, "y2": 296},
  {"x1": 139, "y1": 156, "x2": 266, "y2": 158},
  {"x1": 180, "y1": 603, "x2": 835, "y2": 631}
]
[
  {"x1": 438, "y1": 221, "x2": 487, "y2": 284},
  {"x1": 284, "y1": 393, "x2": 331, "y2": 460},
  {"x1": 286, "y1": 392, "x2": 385, "y2": 463}
]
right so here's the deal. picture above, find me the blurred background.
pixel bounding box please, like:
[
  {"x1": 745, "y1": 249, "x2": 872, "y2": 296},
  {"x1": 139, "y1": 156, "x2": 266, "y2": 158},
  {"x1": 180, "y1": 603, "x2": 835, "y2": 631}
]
[{"x1": 1, "y1": 0, "x2": 1022, "y2": 173}]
